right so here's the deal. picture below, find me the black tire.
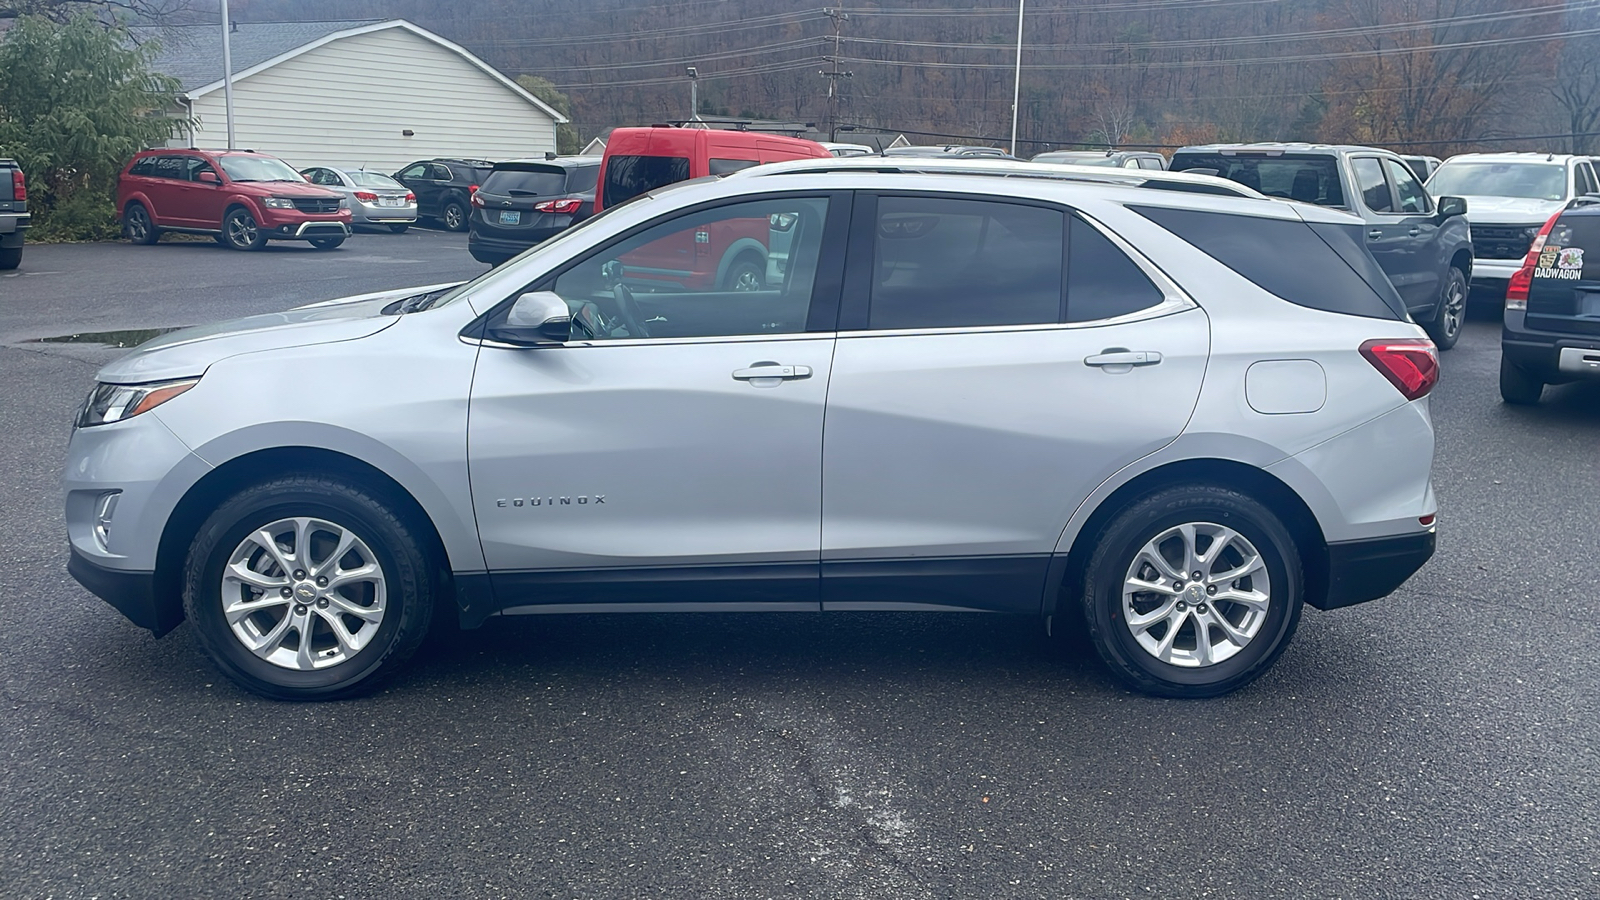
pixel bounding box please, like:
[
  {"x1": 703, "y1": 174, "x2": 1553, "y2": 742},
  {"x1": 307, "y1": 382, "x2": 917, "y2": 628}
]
[
  {"x1": 1080, "y1": 484, "x2": 1303, "y2": 698},
  {"x1": 722, "y1": 256, "x2": 766, "y2": 291},
  {"x1": 441, "y1": 199, "x2": 467, "y2": 232},
  {"x1": 222, "y1": 207, "x2": 267, "y2": 251},
  {"x1": 1425, "y1": 267, "x2": 1466, "y2": 351},
  {"x1": 0, "y1": 246, "x2": 19, "y2": 270},
  {"x1": 308, "y1": 235, "x2": 345, "y2": 250},
  {"x1": 1499, "y1": 355, "x2": 1545, "y2": 405},
  {"x1": 182, "y1": 475, "x2": 436, "y2": 700},
  {"x1": 123, "y1": 202, "x2": 160, "y2": 245},
  {"x1": 388, "y1": 224, "x2": 410, "y2": 234}
]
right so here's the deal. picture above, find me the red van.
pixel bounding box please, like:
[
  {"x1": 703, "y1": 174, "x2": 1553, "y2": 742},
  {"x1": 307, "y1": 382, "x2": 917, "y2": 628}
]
[{"x1": 596, "y1": 126, "x2": 830, "y2": 212}]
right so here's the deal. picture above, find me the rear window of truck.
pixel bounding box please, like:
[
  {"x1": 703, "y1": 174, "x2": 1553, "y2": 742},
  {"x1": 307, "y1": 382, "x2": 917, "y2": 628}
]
[{"x1": 603, "y1": 155, "x2": 690, "y2": 209}]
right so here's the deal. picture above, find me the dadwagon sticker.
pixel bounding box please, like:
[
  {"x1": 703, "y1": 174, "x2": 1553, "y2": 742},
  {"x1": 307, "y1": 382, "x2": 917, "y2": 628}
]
[
  {"x1": 1538, "y1": 245, "x2": 1561, "y2": 269},
  {"x1": 1558, "y1": 247, "x2": 1585, "y2": 270},
  {"x1": 1535, "y1": 244, "x2": 1585, "y2": 281}
]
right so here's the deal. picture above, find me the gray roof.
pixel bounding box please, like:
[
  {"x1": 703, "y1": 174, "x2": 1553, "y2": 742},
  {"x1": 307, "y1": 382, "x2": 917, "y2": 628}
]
[{"x1": 135, "y1": 20, "x2": 383, "y2": 93}]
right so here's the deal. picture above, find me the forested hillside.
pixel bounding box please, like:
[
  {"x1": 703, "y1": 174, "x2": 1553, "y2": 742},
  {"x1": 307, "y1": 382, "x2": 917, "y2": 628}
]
[{"x1": 224, "y1": 0, "x2": 1598, "y2": 153}]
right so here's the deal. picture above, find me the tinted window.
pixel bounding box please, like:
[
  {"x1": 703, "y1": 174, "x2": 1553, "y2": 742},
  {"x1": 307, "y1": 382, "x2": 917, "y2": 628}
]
[
  {"x1": 185, "y1": 159, "x2": 218, "y2": 182},
  {"x1": 566, "y1": 163, "x2": 600, "y2": 193},
  {"x1": 152, "y1": 156, "x2": 188, "y2": 180},
  {"x1": 1066, "y1": 217, "x2": 1165, "y2": 322},
  {"x1": 709, "y1": 158, "x2": 760, "y2": 175},
  {"x1": 1138, "y1": 157, "x2": 1164, "y2": 170},
  {"x1": 1352, "y1": 158, "x2": 1392, "y2": 212},
  {"x1": 128, "y1": 157, "x2": 157, "y2": 177},
  {"x1": 603, "y1": 155, "x2": 690, "y2": 208},
  {"x1": 398, "y1": 164, "x2": 429, "y2": 180},
  {"x1": 1578, "y1": 163, "x2": 1597, "y2": 196},
  {"x1": 1171, "y1": 153, "x2": 1346, "y2": 206},
  {"x1": 1384, "y1": 159, "x2": 1430, "y2": 213},
  {"x1": 867, "y1": 197, "x2": 1064, "y2": 330},
  {"x1": 1427, "y1": 162, "x2": 1567, "y2": 201},
  {"x1": 1132, "y1": 206, "x2": 1404, "y2": 321},
  {"x1": 483, "y1": 166, "x2": 569, "y2": 196},
  {"x1": 550, "y1": 197, "x2": 830, "y2": 340}
]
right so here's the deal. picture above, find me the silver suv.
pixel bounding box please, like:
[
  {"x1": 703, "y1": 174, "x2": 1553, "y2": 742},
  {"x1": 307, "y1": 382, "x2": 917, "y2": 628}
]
[{"x1": 63, "y1": 165, "x2": 1440, "y2": 700}]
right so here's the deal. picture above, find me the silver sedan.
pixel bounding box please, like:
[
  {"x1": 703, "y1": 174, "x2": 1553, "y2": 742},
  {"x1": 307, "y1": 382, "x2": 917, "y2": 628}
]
[{"x1": 299, "y1": 166, "x2": 418, "y2": 232}]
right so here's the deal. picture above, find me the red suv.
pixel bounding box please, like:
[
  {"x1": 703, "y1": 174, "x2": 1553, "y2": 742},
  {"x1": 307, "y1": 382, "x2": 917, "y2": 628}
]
[{"x1": 117, "y1": 149, "x2": 352, "y2": 251}]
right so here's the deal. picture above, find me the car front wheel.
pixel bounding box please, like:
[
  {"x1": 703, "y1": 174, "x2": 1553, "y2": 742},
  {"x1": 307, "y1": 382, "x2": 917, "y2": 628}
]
[
  {"x1": 1080, "y1": 484, "x2": 1303, "y2": 698},
  {"x1": 1426, "y1": 266, "x2": 1466, "y2": 350},
  {"x1": 182, "y1": 475, "x2": 436, "y2": 700},
  {"x1": 223, "y1": 208, "x2": 268, "y2": 251}
]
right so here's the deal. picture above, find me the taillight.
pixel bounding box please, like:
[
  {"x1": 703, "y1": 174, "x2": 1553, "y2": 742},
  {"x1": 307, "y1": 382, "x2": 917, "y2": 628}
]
[
  {"x1": 1360, "y1": 339, "x2": 1439, "y2": 401},
  {"x1": 1505, "y1": 210, "x2": 1562, "y2": 310},
  {"x1": 534, "y1": 198, "x2": 583, "y2": 214},
  {"x1": 404, "y1": 192, "x2": 415, "y2": 202},
  {"x1": 468, "y1": 184, "x2": 479, "y2": 193},
  {"x1": 471, "y1": 192, "x2": 486, "y2": 207},
  {"x1": 11, "y1": 168, "x2": 24, "y2": 202},
  {"x1": 353, "y1": 191, "x2": 378, "y2": 202}
]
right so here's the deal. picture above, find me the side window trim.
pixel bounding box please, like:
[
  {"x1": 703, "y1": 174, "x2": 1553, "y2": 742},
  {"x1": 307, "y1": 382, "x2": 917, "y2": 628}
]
[
  {"x1": 1382, "y1": 157, "x2": 1432, "y2": 215},
  {"x1": 1352, "y1": 156, "x2": 1399, "y2": 215}
]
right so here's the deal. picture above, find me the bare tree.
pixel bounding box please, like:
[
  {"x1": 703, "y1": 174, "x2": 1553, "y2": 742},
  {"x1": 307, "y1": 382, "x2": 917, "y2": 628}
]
[{"x1": 1, "y1": 0, "x2": 206, "y2": 23}]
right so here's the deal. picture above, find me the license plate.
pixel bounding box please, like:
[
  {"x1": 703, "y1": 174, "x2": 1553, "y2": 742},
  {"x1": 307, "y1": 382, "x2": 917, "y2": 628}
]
[
  {"x1": 378, "y1": 197, "x2": 404, "y2": 207},
  {"x1": 499, "y1": 210, "x2": 521, "y2": 225}
]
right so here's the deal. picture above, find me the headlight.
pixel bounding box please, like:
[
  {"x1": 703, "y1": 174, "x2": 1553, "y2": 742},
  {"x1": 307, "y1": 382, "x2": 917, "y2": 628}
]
[
  {"x1": 77, "y1": 378, "x2": 199, "y2": 428},
  {"x1": 262, "y1": 197, "x2": 295, "y2": 209}
]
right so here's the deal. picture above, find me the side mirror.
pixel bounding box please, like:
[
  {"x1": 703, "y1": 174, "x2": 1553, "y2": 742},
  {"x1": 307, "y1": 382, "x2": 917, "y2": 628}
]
[
  {"x1": 197, "y1": 171, "x2": 220, "y2": 184},
  {"x1": 484, "y1": 291, "x2": 571, "y2": 347},
  {"x1": 1438, "y1": 196, "x2": 1467, "y2": 218}
]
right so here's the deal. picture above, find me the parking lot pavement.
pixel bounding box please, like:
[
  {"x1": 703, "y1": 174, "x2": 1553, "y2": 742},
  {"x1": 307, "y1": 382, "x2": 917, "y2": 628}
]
[{"x1": 3, "y1": 248, "x2": 1599, "y2": 899}]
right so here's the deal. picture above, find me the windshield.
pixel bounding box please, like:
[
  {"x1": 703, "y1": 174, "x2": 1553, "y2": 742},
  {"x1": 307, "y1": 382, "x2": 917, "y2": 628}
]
[
  {"x1": 219, "y1": 155, "x2": 305, "y2": 183},
  {"x1": 347, "y1": 171, "x2": 405, "y2": 190},
  {"x1": 1427, "y1": 162, "x2": 1568, "y2": 201}
]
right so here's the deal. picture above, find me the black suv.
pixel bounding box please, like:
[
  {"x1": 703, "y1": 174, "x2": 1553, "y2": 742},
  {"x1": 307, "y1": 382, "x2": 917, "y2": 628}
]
[
  {"x1": 467, "y1": 156, "x2": 600, "y2": 265},
  {"x1": 0, "y1": 158, "x2": 28, "y2": 270},
  {"x1": 392, "y1": 158, "x2": 494, "y2": 232},
  {"x1": 1172, "y1": 143, "x2": 1473, "y2": 349},
  {"x1": 1500, "y1": 199, "x2": 1600, "y2": 403}
]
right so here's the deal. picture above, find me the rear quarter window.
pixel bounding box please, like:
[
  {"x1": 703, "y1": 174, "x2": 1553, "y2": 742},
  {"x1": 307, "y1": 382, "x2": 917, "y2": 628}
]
[
  {"x1": 709, "y1": 158, "x2": 760, "y2": 175},
  {"x1": 1132, "y1": 206, "x2": 1405, "y2": 320}
]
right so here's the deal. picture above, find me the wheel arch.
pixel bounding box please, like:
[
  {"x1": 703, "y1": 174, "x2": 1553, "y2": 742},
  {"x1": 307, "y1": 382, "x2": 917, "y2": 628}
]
[
  {"x1": 1045, "y1": 457, "x2": 1329, "y2": 620},
  {"x1": 1449, "y1": 247, "x2": 1472, "y2": 280},
  {"x1": 120, "y1": 193, "x2": 153, "y2": 219}
]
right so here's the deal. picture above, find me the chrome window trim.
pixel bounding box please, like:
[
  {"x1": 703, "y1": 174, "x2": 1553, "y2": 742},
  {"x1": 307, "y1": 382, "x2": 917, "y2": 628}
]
[{"x1": 464, "y1": 331, "x2": 831, "y2": 350}]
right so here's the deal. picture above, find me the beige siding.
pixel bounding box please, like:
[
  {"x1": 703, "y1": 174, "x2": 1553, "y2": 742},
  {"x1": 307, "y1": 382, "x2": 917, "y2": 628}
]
[{"x1": 183, "y1": 26, "x2": 556, "y2": 171}]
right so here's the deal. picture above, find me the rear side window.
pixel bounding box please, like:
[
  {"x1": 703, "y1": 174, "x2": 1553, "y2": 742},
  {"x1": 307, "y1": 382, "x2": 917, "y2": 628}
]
[
  {"x1": 1066, "y1": 217, "x2": 1165, "y2": 322},
  {"x1": 709, "y1": 158, "x2": 759, "y2": 175},
  {"x1": 152, "y1": 156, "x2": 188, "y2": 180},
  {"x1": 867, "y1": 196, "x2": 1064, "y2": 329},
  {"x1": 128, "y1": 157, "x2": 157, "y2": 177},
  {"x1": 603, "y1": 155, "x2": 690, "y2": 208},
  {"x1": 483, "y1": 166, "x2": 569, "y2": 196},
  {"x1": 1132, "y1": 206, "x2": 1404, "y2": 320},
  {"x1": 566, "y1": 164, "x2": 600, "y2": 193}
]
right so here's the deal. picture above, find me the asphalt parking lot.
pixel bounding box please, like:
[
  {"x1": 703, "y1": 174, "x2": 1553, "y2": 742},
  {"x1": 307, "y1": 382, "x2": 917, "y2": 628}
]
[{"x1": 3, "y1": 230, "x2": 1599, "y2": 899}]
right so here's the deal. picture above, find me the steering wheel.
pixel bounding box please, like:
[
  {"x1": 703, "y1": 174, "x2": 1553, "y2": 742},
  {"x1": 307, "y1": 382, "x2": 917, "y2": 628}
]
[{"x1": 612, "y1": 282, "x2": 649, "y2": 338}]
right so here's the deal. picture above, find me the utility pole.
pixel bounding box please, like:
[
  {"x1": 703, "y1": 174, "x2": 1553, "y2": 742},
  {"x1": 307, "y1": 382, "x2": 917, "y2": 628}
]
[
  {"x1": 1010, "y1": 0, "x2": 1025, "y2": 157},
  {"x1": 820, "y1": 8, "x2": 852, "y2": 141},
  {"x1": 220, "y1": 0, "x2": 236, "y2": 149}
]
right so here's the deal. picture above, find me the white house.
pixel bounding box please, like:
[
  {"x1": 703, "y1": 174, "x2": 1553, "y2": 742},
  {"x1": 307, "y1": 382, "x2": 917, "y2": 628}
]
[{"x1": 142, "y1": 19, "x2": 565, "y2": 171}]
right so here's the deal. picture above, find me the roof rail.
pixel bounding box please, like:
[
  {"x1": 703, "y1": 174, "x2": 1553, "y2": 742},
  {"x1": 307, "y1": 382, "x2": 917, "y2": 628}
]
[{"x1": 725, "y1": 156, "x2": 1265, "y2": 199}]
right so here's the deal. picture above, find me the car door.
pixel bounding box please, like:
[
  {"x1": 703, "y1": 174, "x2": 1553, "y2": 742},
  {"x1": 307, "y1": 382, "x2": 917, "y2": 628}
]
[
  {"x1": 184, "y1": 158, "x2": 230, "y2": 230},
  {"x1": 819, "y1": 194, "x2": 1209, "y2": 612},
  {"x1": 466, "y1": 192, "x2": 849, "y2": 609},
  {"x1": 395, "y1": 163, "x2": 436, "y2": 216},
  {"x1": 1350, "y1": 156, "x2": 1421, "y2": 306},
  {"x1": 1381, "y1": 156, "x2": 1443, "y2": 314},
  {"x1": 145, "y1": 156, "x2": 190, "y2": 226}
]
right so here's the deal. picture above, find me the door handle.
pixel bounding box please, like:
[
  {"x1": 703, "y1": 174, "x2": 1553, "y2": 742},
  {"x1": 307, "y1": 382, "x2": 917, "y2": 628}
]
[
  {"x1": 1084, "y1": 350, "x2": 1162, "y2": 368},
  {"x1": 1408, "y1": 227, "x2": 1422, "y2": 236},
  {"x1": 732, "y1": 364, "x2": 812, "y2": 381},
  {"x1": 1368, "y1": 229, "x2": 1384, "y2": 240}
]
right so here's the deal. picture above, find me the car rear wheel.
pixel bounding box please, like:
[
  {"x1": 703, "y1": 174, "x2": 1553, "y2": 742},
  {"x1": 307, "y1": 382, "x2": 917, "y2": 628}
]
[
  {"x1": 1425, "y1": 267, "x2": 1466, "y2": 350},
  {"x1": 123, "y1": 203, "x2": 160, "y2": 245},
  {"x1": 388, "y1": 224, "x2": 410, "y2": 234},
  {"x1": 223, "y1": 208, "x2": 267, "y2": 251},
  {"x1": 722, "y1": 256, "x2": 766, "y2": 292},
  {"x1": 1499, "y1": 356, "x2": 1545, "y2": 405},
  {"x1": 441, "y1": 200, "x2": 467, "y2": 232},
  {"x1": 308, "y1": 236, "x2": 345, "y2": 250},
  {"x1": 1080, "y1": 484, "x2": 1303, "y2": 698},
  {"x1": 0, "y1": 246, "x2": 19, "y2": 270},
  {"x1": 182, "y1": 475, "x2": 437, "y2": 700}
]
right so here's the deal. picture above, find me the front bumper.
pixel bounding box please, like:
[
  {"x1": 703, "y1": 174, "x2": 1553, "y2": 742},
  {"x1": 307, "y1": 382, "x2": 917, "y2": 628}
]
[
  {"x1": 1469, "y1": 258, "x2": 1519, "y2": 284},
  {"x1": 259, "y1": 209, "x2": 352, "y2": 239},
  {"x1": 68, "y1": 547, "x2": 177, "y2": 636},
  {"x1": 1315, "y1": 531, "x2": 1436, "y2": 610}
]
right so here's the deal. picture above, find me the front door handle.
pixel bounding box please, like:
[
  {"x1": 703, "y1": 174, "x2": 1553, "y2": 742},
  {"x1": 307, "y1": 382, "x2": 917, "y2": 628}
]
[
  {"x1": 1084, "y1": 350, "x2": 1162, "y2": 368},
  {"x1": 1408, "y1": 227, "x2": 1422, "y2": 236},
  {"x1": 1368, "y1": 229, "x2": 1384, "y2": 240},
  {"x1": 732, "y1": 363, "x2": 812, "y2": 381}
]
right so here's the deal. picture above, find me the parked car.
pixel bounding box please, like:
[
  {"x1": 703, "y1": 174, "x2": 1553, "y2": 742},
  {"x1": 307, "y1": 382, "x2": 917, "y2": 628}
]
[
  {"x1": 0, "y1": 158, "x2": 28, "y2": 270},
  {"x1": 1425, "y1": 153, "x2": 1600, "y2": 297},
  {"x1": 65, "y1": 165, "x2": 1438, "y2": 702},
  {"x1": 117, "y1": 149, "x2": 351, "y2": 251},
  {"x1": 820, "y1": 142, "x2": 874, "y2": 157},
  {"x1": 595, "y1": 125, "x2": 830, "y2": 211},
  {"x1": 299, "y1": 166, "x2": 417, "y2": 232},
  {"x1": 1033, "y1": 149, "x2": 1167, "y2": 170},
  {"x1": 1398, "y1": 154, "x2": 1442, "y2": 182},
  {"x1": 392, "y1": 158, "x2": 494, "y2": 231},
  {"x1": 1171, "y1": 143, "x2": 1472, "y2": 349},
  {"x1": 1500, "y1": 199, "x2": 1600, "y2": 403},
  {"x1": 468, "y1": 156, "x2": 600, "y2": 265},
  {"x1": 881, "y1": 144, "x2": 1017, "y2": 159}
]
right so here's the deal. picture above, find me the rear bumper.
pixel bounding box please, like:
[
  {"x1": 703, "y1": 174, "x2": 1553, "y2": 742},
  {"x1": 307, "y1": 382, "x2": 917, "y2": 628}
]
[
  {"x1": 1314, "y1": 531, "x2": 1436, "y2": 611},
  {"x1": 467, "y1": 228, "x2": 567, "y2": 263},
  {"x1": 68, "y1": 547, "x2": 178, "y2": 636},
  {"x1": 1503, "y1": 312, "x2": 1600, "y2": 380}
]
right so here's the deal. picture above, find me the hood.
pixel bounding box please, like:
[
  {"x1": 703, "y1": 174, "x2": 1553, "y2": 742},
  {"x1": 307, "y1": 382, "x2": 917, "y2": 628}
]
[
  {"x1": 97, "y1": 282, "x2": 459, "y2": 384},
  {"x1": 232, "y1": 180, "x2": 344, "y2": 199},
  {"x1": 1457, "y1": 195, "x2": 1566, "y2": 224}
]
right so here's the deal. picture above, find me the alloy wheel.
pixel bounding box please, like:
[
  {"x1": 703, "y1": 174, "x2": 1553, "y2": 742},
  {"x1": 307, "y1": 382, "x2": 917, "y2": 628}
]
[
  {"x1": 1120, "y1": 521, "x2": 1272, "y2": 668},
  {"x1": 220, "y1": 516, "x2": 387, "y2": 670},
  {"x1": 126, "y1": 207, "x2": 150, "y2": 241},
  {"x1": 1442, "y1": 276, "x2": 1466, "y2": 340},
  {"x1": 444, "y1": 204, "x2": 464, "y2": 230},
  {"x1": 227, "y1": 213, "x2": 259, "y2": 248}
]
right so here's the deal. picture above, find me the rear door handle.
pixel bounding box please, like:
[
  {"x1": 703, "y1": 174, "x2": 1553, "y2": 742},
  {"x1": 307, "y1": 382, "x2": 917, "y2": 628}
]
[
  {"x1": 1368, "y1": 229, "x2": 1384, "y2": 240},
  {"x1": 732, "y1": 364, "x2": 812, "y2": 381},
  {"x1": 1084, "y1": 350, "x2": 1162, "y2": 368},
  {"x1": 1408, "y1": 227, "x2": 1422, "y2": 236}
]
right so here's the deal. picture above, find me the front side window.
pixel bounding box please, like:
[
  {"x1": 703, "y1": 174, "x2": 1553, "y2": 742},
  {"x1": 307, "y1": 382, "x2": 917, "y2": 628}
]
[
  {"x1": 548, "y1": 197, "x2": 830, "y2": 341},
  {"x1": 866, "y1": 196, "x2": 1064, "y2": 330},
  {"x1": 398, "y1": 164, "x2": 429, "y2": 180},
  {"x1": 603, "y1": 155, "x2": 691, "y2": 208},
  {"x1": 1352, "y1": 158, "x2": 1393, "y2": 212},
  {"x1": 1383, "y1": 159, "x2": 1430, "y2": 214}
]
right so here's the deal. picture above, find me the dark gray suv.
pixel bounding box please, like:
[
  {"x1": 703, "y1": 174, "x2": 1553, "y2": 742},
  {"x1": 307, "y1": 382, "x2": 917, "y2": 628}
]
[{"x1": 1172, "y1": 143, "x2": 1473, "y2": 349}]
